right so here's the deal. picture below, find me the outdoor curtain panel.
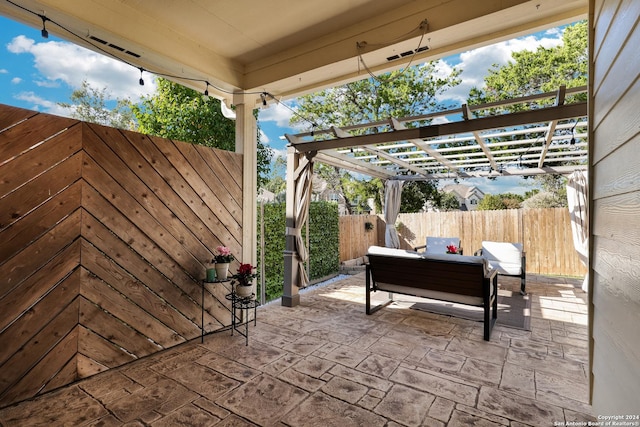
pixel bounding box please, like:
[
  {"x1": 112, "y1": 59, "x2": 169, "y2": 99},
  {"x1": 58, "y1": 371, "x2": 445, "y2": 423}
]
[
  {"x1": 291, "y1": 159, "x2": 313, "y2": 288},
  {"x1": 384, "y1": 180, "x2": 404, "y2": 248},
  {"x1": 567, "y1": 170, "x2": 589, "y2": 291}
]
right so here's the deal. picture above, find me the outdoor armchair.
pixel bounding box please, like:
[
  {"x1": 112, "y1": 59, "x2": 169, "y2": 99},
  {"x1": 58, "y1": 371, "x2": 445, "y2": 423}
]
[{"x1": 475, "y1": 241, "x2": 526, "y2": 294}]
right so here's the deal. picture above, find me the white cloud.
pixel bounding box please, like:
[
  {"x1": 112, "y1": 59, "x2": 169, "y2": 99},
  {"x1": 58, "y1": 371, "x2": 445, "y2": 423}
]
[
  {"x1": 14, "y1": 91, "x2": 70, "y2": 116},
  {"x1": 259, "y1": 101, "x2": 295, "y2": 128},
  {"x1": 438, "y1": 33, "x2": 564, "y2": 104},
  {"x1": 7, "y1": 35, "x2": 156, "y2": 101},
  {"x1": 11, "y1": 77, "x2": 21, "y2": 84},
  {"x1": 259, "y1": 128, "x2": 270, "y2": 144},
  {"x1": 0, "y1": 69, "x2": 8, "y2": 74}
]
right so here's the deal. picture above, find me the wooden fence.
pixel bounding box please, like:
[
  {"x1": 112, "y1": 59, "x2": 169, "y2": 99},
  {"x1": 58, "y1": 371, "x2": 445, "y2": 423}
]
[
  {"x1": 0, "y1": 105, "x2": 240, "y2": 407},
  {"x1": 339, "y1": 209, "x2": 587, "y2": 277}
]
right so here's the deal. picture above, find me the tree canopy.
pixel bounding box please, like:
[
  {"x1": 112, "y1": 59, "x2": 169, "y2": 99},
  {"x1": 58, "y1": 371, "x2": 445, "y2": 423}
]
[
  {"x1": 58, "y1": 80, "x2": 135, "y2": 130},
  {"x1": 291, "y1": 63, "x2": 462, "y2": 212},
  {"x1": 132, "y1": 78, "x2": 273, "y2": 186}
]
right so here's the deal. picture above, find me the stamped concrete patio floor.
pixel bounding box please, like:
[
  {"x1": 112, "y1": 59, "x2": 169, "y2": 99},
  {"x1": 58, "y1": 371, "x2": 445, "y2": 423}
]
[{"x1": 0, "y1": 273, "x2": 595, "y2": 426}]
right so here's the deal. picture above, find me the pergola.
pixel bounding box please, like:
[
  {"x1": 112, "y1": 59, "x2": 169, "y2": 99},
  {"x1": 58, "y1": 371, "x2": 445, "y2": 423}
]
[{"x1": 281, "y1": 85, "x2": 588, "y2": 305}]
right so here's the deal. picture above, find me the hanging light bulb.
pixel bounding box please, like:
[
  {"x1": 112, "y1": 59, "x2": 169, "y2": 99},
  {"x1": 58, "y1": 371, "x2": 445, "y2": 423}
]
[
  {"x1": 40, "y1": 15, "x2": 49, "y2": 39},
  {"x1": 202, "y1": 81, "x2": 210, "y2": 101},
  {"x1": 261, "y1": 93, "x2": 267, "y2": 107},
  {"x1": 138, "y1": 68, "x2": 145, "y2": 86}
]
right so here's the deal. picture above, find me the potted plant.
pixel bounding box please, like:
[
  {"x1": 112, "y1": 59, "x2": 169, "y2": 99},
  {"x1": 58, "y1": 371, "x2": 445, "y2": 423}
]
[
  {"x1": 213, "y1": 246, "x2": 234, "y2": 280},
  {"x1": 231, "y1": 263, "x2": 257, "y2": 298}
]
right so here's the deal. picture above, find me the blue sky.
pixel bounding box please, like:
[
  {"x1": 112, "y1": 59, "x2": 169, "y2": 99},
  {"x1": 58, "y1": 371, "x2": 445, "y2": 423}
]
[{"x1": 0, "y1": 14, "x2": 572, "y2": 195}]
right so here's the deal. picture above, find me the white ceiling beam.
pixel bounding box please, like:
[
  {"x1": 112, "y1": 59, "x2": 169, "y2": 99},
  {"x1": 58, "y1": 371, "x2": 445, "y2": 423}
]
[{"x1": 538, "y1": 85, "x2": 566, "y2": 167}]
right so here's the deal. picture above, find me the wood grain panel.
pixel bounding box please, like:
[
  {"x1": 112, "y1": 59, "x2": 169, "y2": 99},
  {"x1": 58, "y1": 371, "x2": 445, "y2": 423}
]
[
  {"x1": 0, "y1": 124, "x2": 82, "y2": 199},
  {"x1": 1, "y1": 326, "x2": 78, "y2": 405},
  {"x1": 0, "y1": 209, "x2": 81, "y2": 298},
  {"x1": 0, "y1": 152, "x2": 82, "y2": 230},
  {"x1": 0, "y1": 181, "x2": 81, "y2": 263},
  {"x1": 0, "y1": 299, "x2": 78, "y2": 405},
  {"x1": 145, "y1": 134, "x2": 242, "y2": 253},
  {"x1": 119, "y1": 130, "x2": 236, "y2": 261},
  {"x1": 175, "y1": 140, "x2": 243, "y2": 221},
  {"x1": 373, "y1": 208, "x2": 585, "y2": 277},
  {"x1": 0, "y1": 266, "x2": 80, "y2": 366},
  {"x1": 0, "y1": 114, "x2": 77, "y2": 166},
  {"x1": 591, "y1": 0, "x2": 640, "y2": 413},
  {"x1": 81, "y1": 213, "x2": 199, "y2": 338},
  {"x1": 0, "y1": 105, "x2": 38, "y2": 130},
  {"x1": 81, "y1": 158, "x2": 204, "y2": 301},
  {"x1": 77, "y1": 326, "x2": 136, "y2": 371},
  {"x1": 80, "y1": 240, "x2": 187, "y2": 347},
  {"x1": 78, "y1": 296, "x2": 160, "y2": 359}
]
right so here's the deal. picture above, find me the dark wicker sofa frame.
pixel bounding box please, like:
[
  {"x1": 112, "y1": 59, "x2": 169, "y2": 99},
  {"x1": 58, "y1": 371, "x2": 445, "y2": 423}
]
[{"x1": 366, "y1": 248, "x2": 498, "y2": 341}]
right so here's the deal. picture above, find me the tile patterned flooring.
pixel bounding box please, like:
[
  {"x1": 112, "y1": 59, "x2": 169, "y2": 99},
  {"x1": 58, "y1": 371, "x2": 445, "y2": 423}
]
[{"x1": 0, "y1": 273, "x2": 595, "y2": 426}]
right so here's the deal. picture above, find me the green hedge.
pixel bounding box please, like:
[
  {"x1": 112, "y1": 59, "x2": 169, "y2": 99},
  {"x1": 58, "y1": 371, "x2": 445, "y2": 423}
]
[{"x1": 257, "y1": 201, "x2": 339, "y2": 302}]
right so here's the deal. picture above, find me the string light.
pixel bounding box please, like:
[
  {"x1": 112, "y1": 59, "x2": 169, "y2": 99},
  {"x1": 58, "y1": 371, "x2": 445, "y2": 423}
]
[
  {"x1": 3, "y1": 0, "x2": 320, "y2": 129},
  {"x1": 39, "y1": 14, "x2": 48, "y2": 38}
]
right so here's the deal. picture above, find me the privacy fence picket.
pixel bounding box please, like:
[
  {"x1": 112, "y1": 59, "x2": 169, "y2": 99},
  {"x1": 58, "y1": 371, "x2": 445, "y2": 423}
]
[{"x1": 339, "y1": 209, "x2": 587, "y2": 278}]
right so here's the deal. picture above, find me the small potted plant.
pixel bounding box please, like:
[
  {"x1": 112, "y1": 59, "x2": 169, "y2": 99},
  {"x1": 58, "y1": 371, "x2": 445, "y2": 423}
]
[
  {"x1": 231, "y1": 263, "x2": 257, "y2": 298},
  {"x1": 213, "y1": 246, "x2": 234, "y2": 280}
]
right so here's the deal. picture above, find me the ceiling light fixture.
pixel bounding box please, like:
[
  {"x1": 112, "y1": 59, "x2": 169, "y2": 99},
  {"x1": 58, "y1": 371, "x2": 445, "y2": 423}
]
[{"x1": 138, "y1": 68, "x2": 145, "y2": 86}]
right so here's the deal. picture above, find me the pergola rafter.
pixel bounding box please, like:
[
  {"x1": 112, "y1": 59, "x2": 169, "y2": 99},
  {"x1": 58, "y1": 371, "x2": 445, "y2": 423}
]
[{"x1": 286, "y1": 85, "x2": 588, "y2": 180}]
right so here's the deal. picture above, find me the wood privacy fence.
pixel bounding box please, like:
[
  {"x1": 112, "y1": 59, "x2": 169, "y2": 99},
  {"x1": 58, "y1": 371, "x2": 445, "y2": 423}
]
[
  {"x1": 339, "y1": 209, "x2": 587, "y2": 277},
  {"x1": 0, "y1": 105, "x2": 241, "y2": 407}
]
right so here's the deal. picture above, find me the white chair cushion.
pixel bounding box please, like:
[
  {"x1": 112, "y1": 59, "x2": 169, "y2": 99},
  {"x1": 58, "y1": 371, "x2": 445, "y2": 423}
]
[
  {"x1": 367, "y1": 246, "x2": 422, "y2": 259},
  {"x1": 481, "y1": 241, "x2": 523, "y2": 274}
]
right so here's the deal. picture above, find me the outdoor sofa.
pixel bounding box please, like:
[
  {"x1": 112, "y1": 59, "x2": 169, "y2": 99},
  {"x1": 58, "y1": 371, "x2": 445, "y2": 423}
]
[{"x1": 365, "y1": 245, "x2": 498, "y2": 340}]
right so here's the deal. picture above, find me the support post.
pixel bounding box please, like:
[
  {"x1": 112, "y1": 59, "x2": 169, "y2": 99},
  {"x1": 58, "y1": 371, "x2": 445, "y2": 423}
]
[
  {"x1": 233, "y1": 93, "x2": 259, "y2": 269},
  {"x1": 283, "y1": 146, "x2": 300, "y2": 307}
]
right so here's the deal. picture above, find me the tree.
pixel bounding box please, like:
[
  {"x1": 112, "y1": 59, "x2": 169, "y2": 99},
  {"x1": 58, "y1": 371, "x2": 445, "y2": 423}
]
[
  {"x1": 291, "y1": 63, "x2": 461, "y2": 212},
  {"x1": 262, "y1": 155, "x2": 287, "y2": 199},
  {"x1": 132, "y1": 78, "x2": 273, "y2": 186},
  {"x1": 467, "y1": 21, "x2": 587, "y2": 207},
  {"x1": 432, "y1": 191, "x2": 460, "y2": 211},
  {"x1": 477, "y1": 194, "x2": 507, "y2": 210},
  {"x1": 58, "y1": 80, "x2": 135, "y2": 129},
  {"x1": 400, "y1": 181, "x2": 440, "y2": 213},
  {"x1": 468, "y1": 21, "x2": 587, "y2": 107}
]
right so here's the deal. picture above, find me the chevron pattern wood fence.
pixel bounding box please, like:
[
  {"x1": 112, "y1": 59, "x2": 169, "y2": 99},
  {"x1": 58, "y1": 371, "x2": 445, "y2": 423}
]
[{"x1": 0, "y1": 104, "x2": 243, "y2": 408}]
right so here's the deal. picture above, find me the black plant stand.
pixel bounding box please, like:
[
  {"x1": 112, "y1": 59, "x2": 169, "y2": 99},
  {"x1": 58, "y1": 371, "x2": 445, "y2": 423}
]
[
  {"x1": 226, "y1": 292, "x2": 259, "y2": 346},
  {"x1": 201, "y1": 279, "x2": 230, "y2": 343}
]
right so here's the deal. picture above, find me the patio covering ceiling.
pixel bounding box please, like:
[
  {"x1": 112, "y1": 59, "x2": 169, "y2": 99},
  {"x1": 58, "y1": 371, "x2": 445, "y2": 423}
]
[
  {"x1": 0, "y1": 0, "x2": 587, "y2": 104},
  {"x1": 285, "y1": 86, "x2": 588, "y2": 180}
]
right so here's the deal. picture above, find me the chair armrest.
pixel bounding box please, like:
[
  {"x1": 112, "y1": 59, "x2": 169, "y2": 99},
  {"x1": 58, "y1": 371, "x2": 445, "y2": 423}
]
[
  {"x1": 474, "y1": 248, "x2": 483, "y2": 256},
  {"x1": 413, "y1": 245, "x2": 426, "y2": 251},
  {"x1": 485, "y1": 268, "x2": 498, "y2": 280}
]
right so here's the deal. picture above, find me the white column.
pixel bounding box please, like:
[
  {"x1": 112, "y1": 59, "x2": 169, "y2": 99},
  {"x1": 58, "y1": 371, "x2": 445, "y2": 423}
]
[{"x1": 233, "y1": 93, "x2": 259, "y2": 268}]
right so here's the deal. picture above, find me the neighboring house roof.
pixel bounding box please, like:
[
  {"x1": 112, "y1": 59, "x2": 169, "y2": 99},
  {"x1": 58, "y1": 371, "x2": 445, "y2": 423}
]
[{"x1": 443, "y1": 184, "x2": 484, "y2": 199}]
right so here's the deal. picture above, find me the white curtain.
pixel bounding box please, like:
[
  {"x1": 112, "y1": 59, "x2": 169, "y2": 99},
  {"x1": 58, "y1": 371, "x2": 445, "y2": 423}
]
[
  {"x1": 567, "y1": 170, "x2": 589, "y2": 291},
  {"x1": 290, "y1": 161, "x2": 313, "y2": 288},
  {"x1": 384, "y1": 180, "x2": 404, "y2": 248}
]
